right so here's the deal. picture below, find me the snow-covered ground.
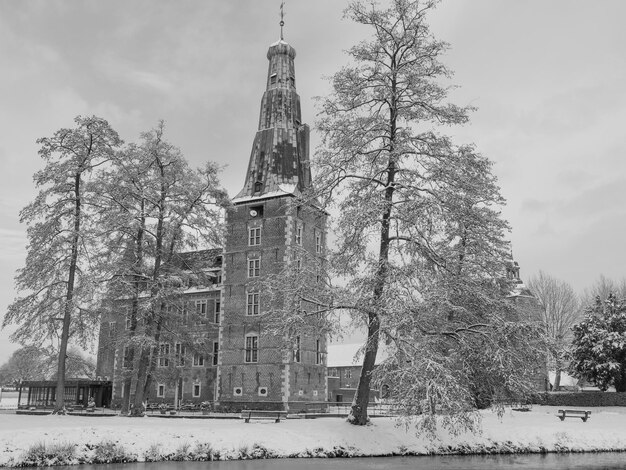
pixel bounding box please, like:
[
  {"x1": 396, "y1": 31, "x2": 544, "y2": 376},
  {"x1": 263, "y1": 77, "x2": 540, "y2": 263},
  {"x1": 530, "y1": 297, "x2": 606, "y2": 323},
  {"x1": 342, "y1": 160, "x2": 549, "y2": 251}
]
[{"x1": 1, "y1": 406, "x2": 625, "y2": 466}]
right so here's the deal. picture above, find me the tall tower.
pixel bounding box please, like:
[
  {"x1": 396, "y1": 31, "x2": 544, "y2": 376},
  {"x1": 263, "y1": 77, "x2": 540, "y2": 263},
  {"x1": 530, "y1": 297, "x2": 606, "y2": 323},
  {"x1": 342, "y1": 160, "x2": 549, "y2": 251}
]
[{"x1": 218, "y1": 27, "x2": 327, "y2": 412}]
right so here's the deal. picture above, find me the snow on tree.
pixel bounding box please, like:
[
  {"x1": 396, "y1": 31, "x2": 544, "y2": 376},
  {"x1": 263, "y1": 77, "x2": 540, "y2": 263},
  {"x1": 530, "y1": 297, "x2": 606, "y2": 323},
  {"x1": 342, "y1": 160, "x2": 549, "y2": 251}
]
[
  {"x1": 3, "y1": 116, "x2": 122, "y2": 412},
  {"x1": 570, "y1": 294, "x2": 626, "y2": 392},
  {"x1": 527, "y1": 271, "x2": 580, "y2": 390},
  {"x1": 305, "y1": 0, "x2": 545, "y2": 430},
  {"x1": 94, "y1": 122, "x2": 228, "y2": 416}
]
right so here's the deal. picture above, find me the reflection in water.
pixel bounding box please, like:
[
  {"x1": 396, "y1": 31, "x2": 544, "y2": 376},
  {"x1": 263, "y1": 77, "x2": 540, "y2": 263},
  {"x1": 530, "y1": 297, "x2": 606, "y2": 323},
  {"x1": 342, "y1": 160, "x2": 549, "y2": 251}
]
[
  {"x1": 56, "y1": 452, "x2": 626, "y2": 470},
  {"x1": 55, "y1": 453, "x2": 626, "y2": 470}
]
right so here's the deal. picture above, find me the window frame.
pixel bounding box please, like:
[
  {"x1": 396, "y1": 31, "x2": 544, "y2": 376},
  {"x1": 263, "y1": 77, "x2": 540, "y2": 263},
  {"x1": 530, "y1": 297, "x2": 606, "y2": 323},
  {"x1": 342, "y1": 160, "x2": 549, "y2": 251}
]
[
  {"x1": 212, "y1": 341, "x2": 219, "y2": 366},
  {"x1": 248, "y1": 226, "x2": 261, "y2": 246},
  {"x1": 246, "y1": 292, "x2": 260, "y2": 316},
  {"x1": 295, "y1": 224, "x2": 302, "y2": 246},
  {"x1": 245, "y1": 334, "x2": 259, "y2": 363},
  {"x1": 158, "y1": 343, "x2": 170, "y2": 368},
  {"x1": 192, "y1": 353, "x2": 205, "y2": 367},
  {"x1": 157, "y1": 384, "x2": 165, "y2": 398},
  {"x1": 213, "y1": 300, "x2": 221, "y2": 324},
  {"x1": 248, "y1": 258, "x2": 260, "y2": 278},
  {"x1": 293, "y1": 335, "x2": 301, "y2": 363},
  {"x1": 192, "y1": 383, "x2": 201, "y2": 398}
]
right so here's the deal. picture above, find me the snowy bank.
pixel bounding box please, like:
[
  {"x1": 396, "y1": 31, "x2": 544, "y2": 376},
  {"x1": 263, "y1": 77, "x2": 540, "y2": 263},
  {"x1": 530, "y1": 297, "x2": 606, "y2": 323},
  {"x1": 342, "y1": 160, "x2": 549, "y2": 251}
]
[{"x1": 1, "y1": 406, "x2": 625, "y2": 467}]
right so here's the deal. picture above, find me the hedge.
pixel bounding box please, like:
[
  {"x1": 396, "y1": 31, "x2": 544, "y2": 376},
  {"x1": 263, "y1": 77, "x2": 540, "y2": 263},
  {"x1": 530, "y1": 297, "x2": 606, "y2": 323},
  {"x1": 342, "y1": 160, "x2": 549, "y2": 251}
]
[{"x1": 533, "y1": 392, "x2": 626, "y2": 407}]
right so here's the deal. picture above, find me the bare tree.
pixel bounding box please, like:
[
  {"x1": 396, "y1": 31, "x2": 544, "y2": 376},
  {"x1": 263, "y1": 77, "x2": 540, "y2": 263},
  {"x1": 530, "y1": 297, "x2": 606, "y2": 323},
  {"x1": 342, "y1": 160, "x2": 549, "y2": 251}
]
[
  {"x1": 302, "y1": 0, "x2": 544, "y2": 431},
  {"x1": 3, "y1": 116, "x2": 122, "y2": 412},
  {"x1": 580, "y1": 275, "x2": 626, "y2": 309},
  {"x1": 527, "y1": 271, "x2": 580, "y2": 390}
]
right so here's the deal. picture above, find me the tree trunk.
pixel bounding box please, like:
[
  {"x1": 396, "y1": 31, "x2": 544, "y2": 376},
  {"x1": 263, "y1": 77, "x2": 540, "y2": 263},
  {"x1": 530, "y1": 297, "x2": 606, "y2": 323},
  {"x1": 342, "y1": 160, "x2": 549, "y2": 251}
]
[
  {"x1": 553, "y1": 369, "x2": 562, "y2": 391},
  {"x1": 348, "y1": 157, "x2": 396, "y2": 424},
  {"x1": 54, "y1": 172, "x2": 82, "y2": 413}
]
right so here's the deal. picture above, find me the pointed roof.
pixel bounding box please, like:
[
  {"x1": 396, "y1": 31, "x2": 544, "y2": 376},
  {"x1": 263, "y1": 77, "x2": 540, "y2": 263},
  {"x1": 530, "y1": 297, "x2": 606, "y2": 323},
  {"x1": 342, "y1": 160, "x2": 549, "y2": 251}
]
[{"x1": 233, "y1": 34, "x2": 311, "y2": 203}]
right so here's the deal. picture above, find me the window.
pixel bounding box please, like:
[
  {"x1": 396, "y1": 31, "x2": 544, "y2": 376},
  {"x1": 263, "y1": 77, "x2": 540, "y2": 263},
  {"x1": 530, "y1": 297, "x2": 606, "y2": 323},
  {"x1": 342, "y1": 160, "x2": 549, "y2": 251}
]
[
  {"x1": 329, "y1": 368, "x2": 338, "y2": 377},
  {"x1": 175, "y1": 343, "x2": 185, "y2": 366},
  {"x1": 247, "y1": 292, "x2": 260, "y2": 316},
  {"x1": 122, "y1": 346, "x2": 132, "y2": 369},
  {"x1": 345, "y1": 369, "x2": 351, "y2": 379},
  {"x1": 245, "y1": 334, "x2": 259, "y2": 363},
  {"x1": 214, "y1": 300, "x2": 221, "y2": 324},
  {"x1": 196, "y1": 299, "x2": 207, "y2": 316},
  {"x1": 157, "y1": 384, "x2": 165, "y2": 398},
  {"x1": 215, "y1": 271, "x2": 222, "y2": 285},
  {"x1": 213, "y1": 341, "x2": 219, "y2": 366},
  {"x1": 108, "y1": 321, "x2": 116, "y2": 337},
  {"x1": 315, "y1": 339, "x2": 321, "y2": 364},
  {"x1": 248, "y1": 258, "x2": 260, "y2": 277},
  {"x1": 270, "y1": 73, "x2": 277, "y2": 85},
  {"x1": 158, "y1": 343, "x2": 170, "y2": 367},
  {"x1": 293, "y1": 336, "x2": 301, "y2": 363},
  {"x1": 193, "y1": 353, "x2": 205, "y2": 367},
  {"x1": 249, "y1": 227, "x2": 261, "y2": 246},
  {"x1": 125, "y1": 310, "x2": 132, "y2": 330},
  {"x1": 315, "y1": 232, "x2": 322, "y2": 254},
  {"x1": 294, "y1": 258, "x2": 301, "y2": 271},
  {"x1": 295, "y1": 224, "x2": 302, "y2": 245},
  {"x1": 193, "y1": 383, "x2": 201, "y2": 398}
]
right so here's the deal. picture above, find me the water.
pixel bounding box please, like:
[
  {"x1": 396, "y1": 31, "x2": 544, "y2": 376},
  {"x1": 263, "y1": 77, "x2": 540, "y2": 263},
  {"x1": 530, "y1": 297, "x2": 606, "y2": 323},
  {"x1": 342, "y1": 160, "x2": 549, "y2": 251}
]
[{"x1": 55, "y1": 453, "x2": 626, "y2": 469}]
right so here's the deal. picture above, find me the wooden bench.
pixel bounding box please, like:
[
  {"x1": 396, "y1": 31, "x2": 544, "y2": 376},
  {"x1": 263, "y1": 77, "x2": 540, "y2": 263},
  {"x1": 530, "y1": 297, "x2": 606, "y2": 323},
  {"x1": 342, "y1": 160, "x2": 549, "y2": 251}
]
[
  {"x1": 557, "y1": 409, "x2": 591, "y2": 422},
  {"x1": 242, "y1": 410, "x2": 287, "y2": 423}
]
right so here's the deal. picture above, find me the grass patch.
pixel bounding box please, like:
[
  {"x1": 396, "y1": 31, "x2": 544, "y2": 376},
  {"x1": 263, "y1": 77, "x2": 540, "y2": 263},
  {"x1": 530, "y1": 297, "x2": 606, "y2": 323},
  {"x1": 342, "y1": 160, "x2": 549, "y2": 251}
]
[
  {"x1": 21, "y1": 441, "x2": 76, "y2": 467},
  {"x1": 92, "y1": 439, "x2": 135, "y2": 464}
]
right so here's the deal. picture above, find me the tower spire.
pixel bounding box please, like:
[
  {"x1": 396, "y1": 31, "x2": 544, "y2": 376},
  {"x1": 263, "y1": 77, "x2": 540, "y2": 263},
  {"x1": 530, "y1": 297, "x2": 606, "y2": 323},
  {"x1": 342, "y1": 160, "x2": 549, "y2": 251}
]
[
  {"x1": 280, "y1": 2, "x2": 285, "y2": 40},
  {"x1": 233, "y1": 21, "x2": 311, "y2": 202}
]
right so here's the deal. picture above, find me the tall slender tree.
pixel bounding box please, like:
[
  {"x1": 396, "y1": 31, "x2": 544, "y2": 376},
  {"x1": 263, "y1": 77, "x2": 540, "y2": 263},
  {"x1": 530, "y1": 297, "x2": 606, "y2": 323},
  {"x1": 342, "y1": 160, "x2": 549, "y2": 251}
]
[
  {"x1": 314, "y1": 0, "x2": 542, "y2": 428},
  {"x1": 527, "y1": 271, "x2": 580, "y2": 389},
  {"x1": 3, "y1": 116, "x2": 122, "y2": 412},
  {"x1": 95, "y1": 122, "x2": 227, "y2": 415}
]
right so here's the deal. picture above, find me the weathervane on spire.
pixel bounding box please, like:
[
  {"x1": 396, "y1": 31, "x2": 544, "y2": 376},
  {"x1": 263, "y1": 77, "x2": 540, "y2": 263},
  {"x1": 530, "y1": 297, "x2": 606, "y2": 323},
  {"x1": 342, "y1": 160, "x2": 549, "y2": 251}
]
[{"x1": 280, "y1": 1, "x2": 285, "y2": 40}]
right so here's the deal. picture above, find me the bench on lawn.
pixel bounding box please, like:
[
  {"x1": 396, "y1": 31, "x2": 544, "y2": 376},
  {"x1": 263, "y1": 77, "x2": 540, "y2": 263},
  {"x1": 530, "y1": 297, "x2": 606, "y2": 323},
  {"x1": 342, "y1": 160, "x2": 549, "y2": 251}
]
[
  {"x1": 242, "y1": 410, "x2": 287, "y2": 423},
  {"x1": 557, "y1": 409, "x2": 591, "y2": 422}
]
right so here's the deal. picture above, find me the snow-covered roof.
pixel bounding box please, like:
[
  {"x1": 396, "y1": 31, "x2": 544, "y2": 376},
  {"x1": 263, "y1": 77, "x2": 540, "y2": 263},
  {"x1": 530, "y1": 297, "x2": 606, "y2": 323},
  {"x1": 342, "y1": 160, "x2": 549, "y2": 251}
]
[
  {"x1": 231, "y1": 184, "x2": 299, "y2": 204},
  {"x1": 327, "y1": 343, "x2": 388, "y2": 368}
]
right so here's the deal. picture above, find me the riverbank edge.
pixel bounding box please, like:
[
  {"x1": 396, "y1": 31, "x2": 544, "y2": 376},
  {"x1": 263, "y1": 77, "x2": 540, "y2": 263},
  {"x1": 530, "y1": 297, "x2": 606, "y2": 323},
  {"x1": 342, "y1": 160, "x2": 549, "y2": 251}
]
[{"x1": 5, "y1": 438, "x2": 626, "y2": 468}]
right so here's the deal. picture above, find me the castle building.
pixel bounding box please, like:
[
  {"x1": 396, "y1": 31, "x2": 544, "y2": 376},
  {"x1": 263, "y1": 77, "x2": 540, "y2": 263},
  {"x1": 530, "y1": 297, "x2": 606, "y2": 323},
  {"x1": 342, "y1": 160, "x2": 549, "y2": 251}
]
[{"x1": 95, "y1": 29, "x2": 327, "y2": 412}]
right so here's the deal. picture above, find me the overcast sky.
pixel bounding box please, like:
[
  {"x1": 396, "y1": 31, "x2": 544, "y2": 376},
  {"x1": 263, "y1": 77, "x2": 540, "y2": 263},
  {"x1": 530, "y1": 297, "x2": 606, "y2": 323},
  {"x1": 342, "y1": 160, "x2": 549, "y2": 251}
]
[{"x1": 1, "y1": 0, "x2": 625, "y2": 364}]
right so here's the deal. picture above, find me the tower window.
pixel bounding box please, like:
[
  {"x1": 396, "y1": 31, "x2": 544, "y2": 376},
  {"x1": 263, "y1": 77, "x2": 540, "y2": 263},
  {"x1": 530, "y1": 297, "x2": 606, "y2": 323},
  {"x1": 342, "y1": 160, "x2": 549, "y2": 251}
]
[
  {"x1": 248, "y1": 258, "x2": 260, "y2": 277},
  {"x1": 245, "y1": 334, "x2": 259, "y2": 363},
  {"x1": 270, "y1": 73, "x2": 277, "y2": 85},
  {"x1": 247, "y1": 292, "x2": 260, "y2": 316},
  {"x1": 249, "y1": 227, "x2": 261, "y2": 246},
  {"x1": 254, "y1": 181, "x2": 263, "y2": 193}
]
